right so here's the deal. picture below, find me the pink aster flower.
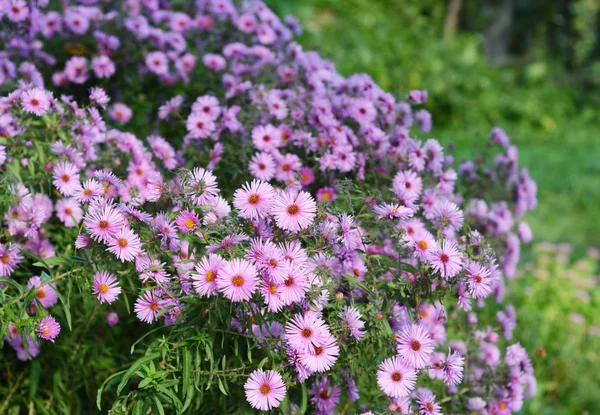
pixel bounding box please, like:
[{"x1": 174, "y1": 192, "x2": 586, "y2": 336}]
[
  {"x1": 20, "y1": 87, "x2": 52, "y2": 116},
  {"x1": 443, "y1": 348, "x2": 465, "y2": 386},
  {"x1": 285, "y1": 313, "x2": 327, "y2": 353},
  {"x1": 92, "y1": 271, "x2": 121, "y2": 304},
  {"x1": 191, "y1": 95, "x2": 221, "y2": 120},
  {"x1": 186, "y1": 167, "x2": 219, "y2": 205},
  {"x1": 429, "y1": 240, "x2": 463, "y2": 278},
  {"x1": 316, "y1": 187, "x2": 337, "y2": 202},
  {"x1": 186, "y1": 112, "x2": 215, "y2": 139},
  {"x1": 244, "y1": 369, "x2": 286, "y2": 411},
  {"x1": 271, "y1": 190, "x2": 317, "y2": 232},
  {"x1": 134, "y1": 290, "x2": 163, "y2": 324},
  {"x1": 216, "y1": 258, "x2": 258, "y2": 302},
  {"x1": 107, "y1": 227, "x2": 142, "y2": 262},
  {"x1": 52, "y1": 161, "x2": 80, "y2": 196},
  {"x1": 377, "y1": 356, "x2": 417, "y2": 398},
  {"x1": 0, "y1": 243, "x2": 23, "y2": 277},
  {"x1": 252, "y1": 124, "x2": 281, "y2": 152},
  {"x1": 73, "y1": 179, "x2": 104, "y2": 203},
  {"x1": 339, "y1": 306, "x2": 365, "y2": 340},
  {"x1": 410, "y1": 230, "x2": 437, "y2": 260},
  {"x1": 300, "y1": 333, "x2": 339, "y2": 372},
  {"x1": 278, "y1": 264, "x2": 310, "y2": 305},
  {"x1": 192, "y1": 254, "x2": 224, "y2": 297},
  {"x1": 396, "y1": 324, "x2": 435, "y2": 369},
  {"x1": 465, "y1": 261, "x2": 492, "y2": 299},
  {"x1": 248, "y1": 152, "x2": 276, "y2": 181},
  {"x1": 6, "y1": 0, "x2": 29, "y2": 22},
  {"x1": 109, "y1": 103, "x2": 132, "y2": 124},
  {"x1": 233, "y1": 179, "x2": 275, "y2": 220},
  {"x1": 91, "y1": 55, "x2": 116, "y2": 79},
  {"x1": 89, "y1": 87, "x2": 110, "y2": 108},
  {"x1": 55, "y1": 198, "x2": 83, "y2": 227},
  {"x1": 416, "y1": 388, "x2": 442, "y2": 415},
  {"x1": 27, "y1": 276, "x2": 58, "y2": 309},
  {"x1": 373, "y1": 203, "x2": 414, "y2": 220},
  {"x1": 432, "y1": 200, "x2": 464, "y2": 232},
  {"x1": 175, "y1": 210, "x2": 200, "y2": 233},
  {"x1": 37, "y1": 316, "x2": 60, "y2": 342},
  {"x1": 84, "y1": 201, "x2": 127, "y2": 243},
  {"x1": 145, "y1": 51, "x2": 169, "y2": 75}
]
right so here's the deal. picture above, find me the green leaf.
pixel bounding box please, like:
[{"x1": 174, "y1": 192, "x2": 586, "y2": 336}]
[
  {"x1": 138, "y1": 377, "x2": 153, "y2": 389},
  {"x1": 56, "y1": 282, "x2": 72, "y2": 331},
  {"x1": 342, "y1": 273, "x2": 375, "y2": 296},
  {"x1": 29, "y1": 359, "x2": 41, "y2": 400},
  {"x1": 300, "y1": 382, "x2": 308, "y2": 414},
  {"x1": 96, "y1": 370, "x2": 126, "y2": 410},
  {"x1": 154, "y1": 396, "x2": 166, "y2": 415},
  {"x1": 133, "y1": 399, "x2": 145, "y2": 415},
  {"x1": 157, "y1": 386, "x2": 183, "y2": 410},
  {"x1": 217, "y1": 377, "x2": 228, "y2": 396},
  {"x1": 182, "y1": 349, "x2": 192, "y2": 399},
  {"x1": 181, "y1": 384, "x2": 195, "y2": 413},
  {"x1": 32, "y1": 255, "x2": 72, "y2": 269},
  {"x1": 117, "y1": 353, "x2": 160, "y2": 395}
]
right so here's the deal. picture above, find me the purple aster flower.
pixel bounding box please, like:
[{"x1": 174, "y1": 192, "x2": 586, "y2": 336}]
[
  {"x1": 429, "y1": 240, "x2": 463, "y2": 278},
  {"x1": 37, "y1": 316, "x2": 60, "y2": 342},
  {"x1": 396, "y1": 324, "x2": 434, "y2": 369}
]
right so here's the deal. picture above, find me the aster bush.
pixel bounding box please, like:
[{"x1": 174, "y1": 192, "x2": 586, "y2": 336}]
[{"x1": 1, "y1": 1, "x2": 538, "y2": 414}]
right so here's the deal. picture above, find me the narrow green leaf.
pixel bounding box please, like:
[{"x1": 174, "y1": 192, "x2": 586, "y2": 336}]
[
  {"x1": 182, "y1": 349, "x2": 192, "y2": 399},
  {"x1": 96, "y1": 370, "x2": 127, "y2": 410},
  {"x1": 138, "y1": 377, "x2": 153, "y2": 389},
  {"x1": 300, "y1": 382, "x2": 308, "y2": 414},
  {"x1": 217, "y1": 377, "x2": 228, "y2": 396},
  {"x1": 133, "y1": 399, "x2": 144, "y2": 415},
  {"x1": 154, "y1": 396, "x2": 166, "y2": 415}
]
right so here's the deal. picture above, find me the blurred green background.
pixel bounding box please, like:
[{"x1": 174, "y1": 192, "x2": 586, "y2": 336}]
[
  {"x1": 269, "y1": 0, "x2": 600, "y2": 252},
  {"x1": 268, "y1": 1, "x2": 600, "y2": 414}
]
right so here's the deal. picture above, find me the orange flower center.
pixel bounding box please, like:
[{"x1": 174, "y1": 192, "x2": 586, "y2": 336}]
[
  {"x1": 99, "y1": 283, "x2": 109, "y2": 294},
  {"x1": 118, "y1": 238, "x2": 128, "y2": 248},
  {"x1": 392, "y1": 372, "x2": 402, "y2": 382},
  {"x1": 260, "y1": 384, "x2": 271, "y2": 395},
  {"x1": 205, "y1": 271, "x2": 216, "y2": 282},
  {"x1": 301, "y1": 328, "x2": 312, "y2": 338},
  {"x1": 65, "y1": 208, "x2": 73, "y2": 215},
  {"x1": 1, "y1": 254, "x2": 9, "y2": 264},
  {"x1": 36, "y1": 289, "x2": 46, "y2": 299},
  {"x1": 410, "y1": 340, "x2": 421, "y2": 351},
  {"x1": 232, "y1": 275, "x2": 244, "y2": 287},
  {"x1": 248, "y1": 194, "x2": 259, "y2": 204},
  {"x1": 99, "y1": 220, "x2": 109, "y2": 229},
  {"x1": 287, "y1": 204, "x2": 299, "y2": 215},
  {"x1": 150, "y1": 301, "x2": 158, "y2": 311},
  {"x1": 269, "y1": 284, "x2": 277, "y2": 294},
  {"x1": 185, "y1": 218, "x2": 195, "y2": 229},
  {"x1": 418, "y1": 240, "x2": 428, "y2": 250},
  {"x1": 62, "y1": 174, "x2": 71, "y2": 182}
]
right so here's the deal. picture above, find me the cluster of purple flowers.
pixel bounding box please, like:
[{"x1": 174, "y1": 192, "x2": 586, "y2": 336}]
[{"x1": 0, "y1": 0, "x2": 538, "y2": 413}]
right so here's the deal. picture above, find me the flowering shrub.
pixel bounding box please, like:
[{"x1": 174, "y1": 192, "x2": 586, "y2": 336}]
[{"x1": 0, "y1": 1, "x2": 537, "y2": 413}]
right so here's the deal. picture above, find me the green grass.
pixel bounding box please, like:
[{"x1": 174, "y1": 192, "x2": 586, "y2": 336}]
[{"x1": 268, "y1": 0, "x2": 600, "y2": 250}]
